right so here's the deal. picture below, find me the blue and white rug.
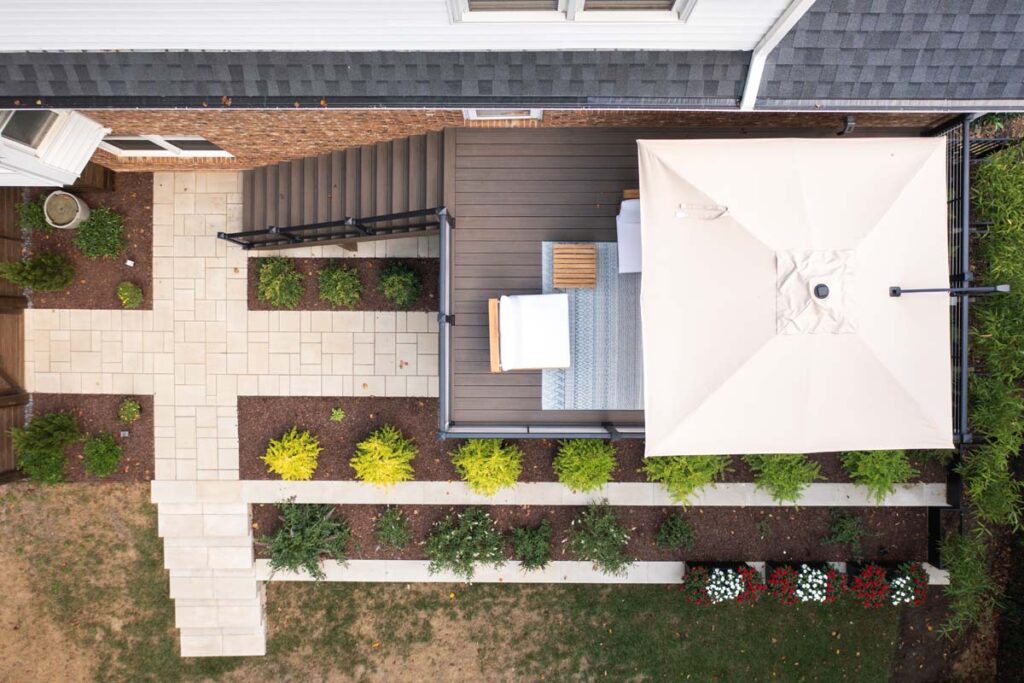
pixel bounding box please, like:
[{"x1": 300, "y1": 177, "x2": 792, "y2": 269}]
[{"x1": 542, "y1": 242, "x2": 643, "y2": 411}]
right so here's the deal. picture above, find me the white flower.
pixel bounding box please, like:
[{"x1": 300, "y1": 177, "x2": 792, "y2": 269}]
[
  {"x1": 890, "y1": 575, "x2": 916, "y2": 606},
  {"x1": 705, "y1": 568, "x2": 744, "y2": 603},
  {"x1": 795, "y1": 564, "x2": 829, "y2": 603}
]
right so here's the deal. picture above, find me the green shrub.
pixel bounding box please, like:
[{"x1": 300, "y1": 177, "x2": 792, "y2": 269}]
[
  {"x1": 839, "y1": 450, "x2": 918, "y2": 503},
  {"x1": 567, "y1": 502, "x2": 632, "y2": 576},
  {"x1": 743, "y1": 453, "x2": 822, "y2": 504},
  {"x1": 643, "y1": 455, "x2": 731, "y2": 505},
  {"x1": 318, "y1": 263, "x2": 362, "y2": 308},
  {"x1": 378, "y1": 262, "x2": 421, "y2": 309},
  {"x1": 510, "y1": 520, "x2": 552, "y2": 571},
  {"x1": 820, "y1": 508, "x2": 865, "y2": 562},
  {"x1": 956, "y1": 444, "x2": 1023, "y2": 528},
  {"x1": 940, "y1": 531, "x2": 1002, "y2": 637},
  {"x1": 425, "y1": 506, "x2": 505, "y2": 579},
  {"x1": 116, "y1": 281, "x2": 143, "y2": 309},
  {"x1": 553, "y1": 439, "x2": 616, "y2": 492},
  {"x1": 261, "y1": 499, "x2": 351, "y2": 580},
  {"x1": 374, "y1": 506, "x2": 412, "y2": 550},
  {"x1": 0, "y1": 252, "x2": 75, "y2": 291},
  {"x1": 74, "y1": 207, "x2": 126, "y2": 258},
  {"x1": 655, "y1": 513, "x2": 695, "y2": 551},
  {"x1": 10, "y1": 412, "x2": 81, "y2": 483},
  {"x1": 16, "y1": 198, "x2": 48, "y2": 232},
  {"x1": 351, "y1": 425, "x2": 416, "y2": 487},
  {"x1": 83, "y1": 432, "x2": 123, "y2": 478},
  {"x1": 451, "y1": 438, "x2": 523, "y2": 496},
  {"x1": 257, "y1": 257, "x2": 304, "y2": 309},
  {"x1": 329, "y1": 407, "x2": 346, "y2": 423},
  {"x1": 118, "y1": 397, "x2": 142, "y2": 424},
  {"x1": 262, "y1": 427, "x2": 322, "y2": 481}
]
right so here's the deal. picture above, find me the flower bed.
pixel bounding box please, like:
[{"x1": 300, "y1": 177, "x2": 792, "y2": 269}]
[
  {"x1": 247, "y1": 257, "x2": 438, "y2": 312},
  {"x1": 250, "y1": 503, "x2": 930, "y2": 564},
  {"x1": 27, "y1": 393, "x2": 154, "y2": 482},
  {"x1": 25, "y1": 174, "x2": 153, "y2": 310},
  {"x1": 237, "y1": 396, "x2": 947, "y2": 485}
]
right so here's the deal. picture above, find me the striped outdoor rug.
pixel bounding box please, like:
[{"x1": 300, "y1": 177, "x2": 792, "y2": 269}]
[{"x1": 541, "y1": 241, "x2": 643, "y2": 411}]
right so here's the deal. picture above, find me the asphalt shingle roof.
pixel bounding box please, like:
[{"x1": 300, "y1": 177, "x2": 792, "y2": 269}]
[
  {"x1": 1, "y1": 0, "x2": 1022, "y2": 109},
  {"x1": 760, "y1": 0, "x2": 1024, "y2": 105},
  {"x1": 0, "y1": 51, "x2": 748, "y2": 108}
]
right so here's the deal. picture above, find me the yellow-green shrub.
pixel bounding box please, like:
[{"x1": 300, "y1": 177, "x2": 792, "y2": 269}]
[
  {"x1": 451, "y1": 438, "x2": 523, "y2": 496},
  {"x1": 262, "y1": 427, "x2": 322, "y2": 481},
  {"x1": 351, "y1": 425, "x2": 416, "y2": 487}
]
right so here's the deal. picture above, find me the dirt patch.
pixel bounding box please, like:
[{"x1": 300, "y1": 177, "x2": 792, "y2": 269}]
[
  {"x1": 252, "y1": 503, "x2": 929, "y2": 563},
  {"x1": 248, "y1": 257, "x2": 438, "y2": 311},
  {"x1": 238, "y1": 396, "x2": 946, "y2": 484},
  {"x1": 27, "y1": 173, "x2": 154, "y2": 310},
  {"x1": 31, "y1": 393, "x2": 154, "y2": 482}
]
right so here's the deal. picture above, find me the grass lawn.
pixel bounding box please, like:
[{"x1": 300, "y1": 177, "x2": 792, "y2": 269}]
[{"x1": 0, "y1": 483, "x2": 902, "y2": 682}]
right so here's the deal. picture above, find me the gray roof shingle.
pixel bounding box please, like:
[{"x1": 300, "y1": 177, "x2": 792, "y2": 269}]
[{"x1": 759, "y1": 0, "x2": 1024, "y2": 105}]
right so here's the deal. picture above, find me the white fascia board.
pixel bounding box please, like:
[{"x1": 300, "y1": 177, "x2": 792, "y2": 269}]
[{"x1": 740, "y1": 0, "x2": 817, "y2": 111}]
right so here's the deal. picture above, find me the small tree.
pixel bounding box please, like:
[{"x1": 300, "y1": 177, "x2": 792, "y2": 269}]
[
  {"x1": 0, "y1": 252, "x2": 75, "y2": 291},
  {"x1": 10, "y1": 412, "x2": 81, "y2": 483}
]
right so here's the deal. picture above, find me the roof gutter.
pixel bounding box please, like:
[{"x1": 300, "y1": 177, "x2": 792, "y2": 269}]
[{"x1": 739, "y1": 0, "x2": 817, "y2": 111}]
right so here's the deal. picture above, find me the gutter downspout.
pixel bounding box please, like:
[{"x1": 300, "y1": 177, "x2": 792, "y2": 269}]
[{"x1": 739, "y1": 0, "x2": 817, "y2": 111}]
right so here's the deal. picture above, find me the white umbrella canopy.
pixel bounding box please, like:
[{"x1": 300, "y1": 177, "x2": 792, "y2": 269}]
[{"x1": 638, "y1": 137, "x2": 954, "y2": 457}]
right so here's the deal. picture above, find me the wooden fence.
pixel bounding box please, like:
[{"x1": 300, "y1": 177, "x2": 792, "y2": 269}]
[{"x1": 0, "y1": 188, "x2": 26, "y2": 474}]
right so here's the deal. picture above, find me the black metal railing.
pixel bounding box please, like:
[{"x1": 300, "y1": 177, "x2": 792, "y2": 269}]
[{"x1": 218, "y1": 207, "x2": 447, "y2": 250}]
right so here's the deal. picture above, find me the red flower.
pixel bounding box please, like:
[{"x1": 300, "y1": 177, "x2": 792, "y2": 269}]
[
  {"x1": 768, "y1": 565, "x2": 799, "y2": 606},
  {"x1": 823, "y1": 568, "x2": 848, "y2": 604},
  {"x1": 736, "y1": 566, "x2": 767, "y2": 604},
  {"x1": 681, "y1": 566, "x2": 710, "y2": 605},
  {"x1": 851, "y1": 564, "x2": 889, "y2": 609}
]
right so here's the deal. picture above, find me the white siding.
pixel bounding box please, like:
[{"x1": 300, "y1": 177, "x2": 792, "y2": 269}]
[
  {"x1": 0, "y1": 0, "x2": 787, "y2": 51},
  {"x1": 0, "y1": 111, "x2": 109, "y2": 187}
]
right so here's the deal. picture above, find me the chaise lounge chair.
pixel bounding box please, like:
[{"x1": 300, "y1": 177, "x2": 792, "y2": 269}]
[{"x1": 487, "y1": 293, "x2": 571, "y2": 373}]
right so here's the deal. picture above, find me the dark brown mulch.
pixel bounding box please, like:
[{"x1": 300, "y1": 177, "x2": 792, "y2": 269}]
[
  {"x1": 237, "y1": 396, "x2": 947, "y2": 484},
  {"x1": 251, "y1": 503, "x2": 929, "y2": 563},
  {"x1": 890, "y1": 587, "x2": 952, "y2": 682},
  {"x1": 30, "y1": 393, "x2": 154, "y2": 482},
  {"x1": 247, "y1": 257, "x2": 438, "y2": 312},
  {"x1": 27, "y1": 173, "x2": 153, "y2": 310}
]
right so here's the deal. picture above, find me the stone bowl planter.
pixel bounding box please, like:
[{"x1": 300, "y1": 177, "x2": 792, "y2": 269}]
[{"x1": 43, "y1": 190, "x2": 90, "y2": 230}]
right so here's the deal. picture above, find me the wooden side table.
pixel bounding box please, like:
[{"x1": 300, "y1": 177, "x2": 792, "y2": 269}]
[{"x1": 552, "y1": 243, "x2": 598, "y2": 289}]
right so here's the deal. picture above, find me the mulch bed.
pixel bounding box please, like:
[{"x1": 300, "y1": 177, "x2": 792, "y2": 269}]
[
  {"x1": 27, "y1": 173, "x2": 154, "y2": 310},
  {"x1": 31, "y1": 393, "x2": 154, "y2": 482},
  {"x1": 247, "y1": 257, "x2": 438, "y2": 312},
  {"x1": 237, "y1": 396, "x2": 948, "y2": 484},
  {"x1": 251, "y1": 503, "x2": 929, "y2": 563},
  {"x1": 891, "y1": 587, "x2": 952, "y2": 682}
]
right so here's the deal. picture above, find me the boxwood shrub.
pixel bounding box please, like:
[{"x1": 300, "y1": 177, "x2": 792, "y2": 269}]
[
  {"x1": 74, "y1": 207, "x2": 126, "y2": 258},
  {"x1": 318, "y1": 263, "x2": 362, "y2": 309},
  {"x1": 257, "y1": 256, "x2": 304, "y2": 309},
  {"x1": 510, "y1": 520, "x2": 552, "y2": 571},
  {"x1": 377, "y1": 262, "x2": 421, "y2": 309},
  {"x1": 116, "y1": 281, "x2": 143, "y2": 309},
  {"x1": 83, "y1": 432, "x2": 123, "y2": 478}
]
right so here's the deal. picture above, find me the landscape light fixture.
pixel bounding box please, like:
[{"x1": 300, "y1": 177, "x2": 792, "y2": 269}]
[{"x1": 889, "y1": 284, "x2": 1011, "y2": 297}]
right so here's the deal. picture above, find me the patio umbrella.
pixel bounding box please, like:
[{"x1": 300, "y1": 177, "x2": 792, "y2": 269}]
[{"x1": 638, "y1": 137, "x2": 953, "y2": 456}]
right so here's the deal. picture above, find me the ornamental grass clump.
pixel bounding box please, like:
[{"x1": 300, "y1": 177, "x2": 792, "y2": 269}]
[
  {"x1": 939, "y1": 532, "x2": 1001, "y2": 637},
  {"x1": 839, "y1": 450, "x2": 918, "y2": 503},
  {"x1": 83, "y1": 432, "x2": 123, "y2": 478},
  {"x1": 0, "y1": 252, "x2": 75, "y2": 291},
  {"x1": 378, "y1": 262, "x2": 421, "y2": 309},
  {"x1": 262, "y1": 427, "x2": 322, "y2": 481},
  {"x1": 351, "y1": 425, "x2": 416, "y2": 486},
  {"x1": 257, "y1": 256, "x2": 304, "y2": 309},
  {"x1": 374, "y1": 506, "x2": 412, "y2": 550},
  {"x1": 117, "y1": 397, "x2": 142, "y2": 424},
  {"x1": 510, "y1": 520, "x2": 552, "y2": 571},
  {"x1": 260, "y1": 499, "x2": 351, "y2": 580},
  {"x1": 318, "y1": 263, "x2": 362, "y2": 309},
  {"x1": 655, "y1": 513, "x2": 695, "y2": 551},
  {"x1": 553, "y1": 439, "x2": 616, "y2": 492},
  {"x1": 11, "y1": 411, "x2": 81, "y2": 483},
  {"x1": 643, "y1": 455, "x2": 731, "y2": 505},
  {"x1": 565, "y1": 502, "x2": 632, "y2": 576},
  {"x1": 743, "y1": 453, "x2": 822, "y2": 504},
  {"x1": 116, "y1": 281, "x2": 143, "y2": 309},
  {"x1": 451, "y1": 438, "x2": 523, "y2": 496},
  {"x1": 74, "y1": 207, "x2": 126, "y2": 258},
  {"x1": 425, "y1": 506, "x2": 504, "y2": 579}
]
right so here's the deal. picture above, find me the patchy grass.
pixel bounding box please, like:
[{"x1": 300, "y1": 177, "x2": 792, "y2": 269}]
[{"x1": 1, "y1": 483, "x2": 904, "y2": 682}]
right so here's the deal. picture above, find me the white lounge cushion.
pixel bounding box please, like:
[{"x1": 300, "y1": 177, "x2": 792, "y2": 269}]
[
  {"x1": 498, "y1": 293, "x2": 571, "y2": 371},
  {"x1": 617, "y1": 198, "x2": 642, "y2": 273}
]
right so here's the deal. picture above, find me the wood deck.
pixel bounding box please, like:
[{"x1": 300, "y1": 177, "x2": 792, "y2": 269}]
[{"x1": 444, "y1": 123, "x2": 931, "y2": 427}]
